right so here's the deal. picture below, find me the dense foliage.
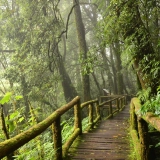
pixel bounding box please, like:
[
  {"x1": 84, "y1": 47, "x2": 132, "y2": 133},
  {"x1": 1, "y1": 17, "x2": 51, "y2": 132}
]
[
  {"x1": 97, "y1": 0, "x2": 160, "y2": 113},
  {"x1": 0, "y1": 0, "x2": 159, "y2": 159}
]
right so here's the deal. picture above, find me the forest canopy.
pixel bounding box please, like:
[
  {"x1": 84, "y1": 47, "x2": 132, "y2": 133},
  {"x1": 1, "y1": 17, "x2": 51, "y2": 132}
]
[{"x1": 0, "y1": 0, "x2": 160, "y2": 159}]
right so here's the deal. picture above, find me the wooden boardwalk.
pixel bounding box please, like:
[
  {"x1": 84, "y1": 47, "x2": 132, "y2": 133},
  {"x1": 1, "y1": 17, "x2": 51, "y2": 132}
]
[{"x1": 68, "y1": 105, "x2": 130, "y2": 160}]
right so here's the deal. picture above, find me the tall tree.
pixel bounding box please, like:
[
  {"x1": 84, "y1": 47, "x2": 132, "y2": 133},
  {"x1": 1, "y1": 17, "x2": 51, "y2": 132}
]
[{"x1": 73, "y1": 0, "x2": 91, "y2": 101}]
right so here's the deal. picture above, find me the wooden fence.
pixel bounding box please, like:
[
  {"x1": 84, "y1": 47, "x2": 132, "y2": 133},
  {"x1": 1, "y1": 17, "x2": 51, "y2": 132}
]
[
  {"x1": 0, "y1": 95, "x2": 126, "y2": 160},
  {"x1": 130, "y1": 98, "x2": 160, "y2": 160}
]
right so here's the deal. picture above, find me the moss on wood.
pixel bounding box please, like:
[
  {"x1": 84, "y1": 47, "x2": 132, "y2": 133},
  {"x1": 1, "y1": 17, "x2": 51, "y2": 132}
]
[
  {"x1": 0, "y1": 96, "x2": 80, "y2": 159},
  {"x1": 62, "y1": 128, "x2": 80, "y2": 157},
  {"x1": 137, "y1": 117, "x2": 149, "y2": 160},
  {"x1": 74, "y1": 100, "x2": 82, "y2": 134},
  {"x1": 143, "y1": 113, "x2": 160, "y2": 131},
  {"x1": 81, "y1": 99, "x2": 98, "y2": 109},
  {"x1": 132, "y1": 97, "x2": 160, "y2": 132},
  {"x1": 53, "y1": 117, "x2": 62, "y2": 160},
  {"x1": 130, "y1": 130, "x2": 141, "y2": 160}
]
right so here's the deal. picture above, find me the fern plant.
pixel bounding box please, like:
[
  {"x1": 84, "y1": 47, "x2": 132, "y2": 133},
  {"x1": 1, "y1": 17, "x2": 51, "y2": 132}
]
[
  {"x1": 138, "y1": 86, "x2": 160, "y2": 116},
  {"x1": 14, "y1": 116, "x2": 89, "y2": 160}
]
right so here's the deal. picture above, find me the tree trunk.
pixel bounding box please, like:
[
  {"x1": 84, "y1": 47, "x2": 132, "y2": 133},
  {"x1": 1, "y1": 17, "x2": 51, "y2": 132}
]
[
  {"x1": 100, "y1": 49, "x2": 114, "y2": 94},
  {"x1": 53, "y1": 43, "x2": 78, "y2": 102},
  {"x1": 58, "y1": 60, "x2": 78, "y2": 102},
  {"x1": 112, "y1": 43, "x2": 124, "y2": 94},
  {"x1": 91, "y1": 72, "x2": 101, "y2": 95},
  {"x1": 73, "y1": 0, "x2": 91, "y2": 101},
  {"x1": 109, "y1": 47, "x2": 118, "y2": 94}
]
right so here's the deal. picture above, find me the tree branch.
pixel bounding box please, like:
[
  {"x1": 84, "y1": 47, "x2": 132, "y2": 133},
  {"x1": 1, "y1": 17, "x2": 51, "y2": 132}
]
[
  {"x1": 0, "y1": 50, "x2": 16, "y2": 53},
  {"x1": 58, "y1": 4, "x2": 77, "y2": 39}
]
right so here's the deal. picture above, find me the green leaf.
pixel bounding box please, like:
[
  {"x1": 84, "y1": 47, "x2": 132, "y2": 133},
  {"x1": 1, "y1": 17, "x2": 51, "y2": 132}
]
[
  {"x1": 15, "y1": 95, "x2": 23, "y2": 100},
  {"x1": 155, "y1": 142, "x2": 160, "y2": 148},
  {"x1": 0, "y1": 92, "x2": 12, "y2": 105},
  {"x1": 6, "y1": 120, "x2": 15, "y2": 133},
  {"x1": 10, "y1": 111, "x2": 19, "y2": 119},
  {"x1": 18, "y1": 117, "x2": 25, "y2": 123}
]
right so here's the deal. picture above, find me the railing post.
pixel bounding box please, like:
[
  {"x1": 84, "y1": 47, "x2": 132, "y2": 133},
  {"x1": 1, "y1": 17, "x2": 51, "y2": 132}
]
[
  {"x1": 121, "y1": 97, "x2": 124, "y2": 108},
  {"x1": 123, "y1": 96, "x2": 126, "y2": 107},
  {"x1": 74, "y1": 99, "x2": 82, "y2": 134},
  {"x1": 116, "y1": 99, "x2": 119, "y2": 111},
  {"x1": 95, "y1": 100, "x2": 100, "y2": 118},
  {"x1": 109, "y1": 101, "x2": 113, "y2": 117},
  {"x1": 137, "y1": 117, "x2": 149, "y2": 160},
  {"x1": 89, "y1": 103, "x2": 93, "y2": 128},
  {"x1": 53, "y1": 117, "x2": 62, "y2": 160},
  {"x1": 130, "y1": 103, "x2": 138, "y2": 131},
  {"x1": 118, "y1": 98, "x2": 121, "y2": 109},
  {"x1": 124, "y1": 95, "x2": 127, "y2": 105}
]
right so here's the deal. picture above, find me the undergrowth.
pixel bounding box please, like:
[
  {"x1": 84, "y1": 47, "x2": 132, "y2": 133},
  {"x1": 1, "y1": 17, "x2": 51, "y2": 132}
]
[
  {"x1": 0, "y1": 92, "x2": 90, "y2": 160},
  {"x1": 137, "y1": 86, "x2": 160, "y2": 116},
  {"x1": 13, "y1": 117, "x2": 89, "y2": 160}
]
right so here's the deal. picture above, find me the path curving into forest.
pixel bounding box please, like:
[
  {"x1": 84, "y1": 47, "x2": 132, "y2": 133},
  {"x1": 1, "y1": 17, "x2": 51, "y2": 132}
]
[{"x1": 68, "y1": 105, "x2": 130, "y2": 160}]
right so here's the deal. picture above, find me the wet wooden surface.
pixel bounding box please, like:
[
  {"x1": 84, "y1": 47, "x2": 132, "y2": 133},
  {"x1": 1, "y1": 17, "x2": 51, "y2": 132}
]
[{"x1": 68, "y1": 105, "x2": 130, "y2": 160}]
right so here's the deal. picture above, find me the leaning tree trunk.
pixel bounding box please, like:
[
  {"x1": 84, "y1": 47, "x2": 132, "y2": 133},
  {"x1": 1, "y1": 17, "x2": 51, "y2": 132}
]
[
  {"x1": 52, "y1": 43, "x2": 78, "y2": 103},
  {"x1": 58, "y1": 59, "x2": 78, "y2": 102},
  {"x1": 91, "y1": 72, "x2": 101, "y2": 95},
  {"x1": 73, "y1": 0, "x2": 91, "y2": 102}
]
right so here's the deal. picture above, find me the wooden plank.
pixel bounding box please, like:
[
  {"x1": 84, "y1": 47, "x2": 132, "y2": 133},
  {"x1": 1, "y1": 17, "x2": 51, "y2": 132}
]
[{"x1": 68, "y1": 105, "x2": 130, "y2": 159}]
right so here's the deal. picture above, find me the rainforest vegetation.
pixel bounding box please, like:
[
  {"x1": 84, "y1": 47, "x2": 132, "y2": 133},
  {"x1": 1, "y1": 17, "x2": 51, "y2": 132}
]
[{"x1": 0, "y1": 0, "x2": 160, "y2": 159}]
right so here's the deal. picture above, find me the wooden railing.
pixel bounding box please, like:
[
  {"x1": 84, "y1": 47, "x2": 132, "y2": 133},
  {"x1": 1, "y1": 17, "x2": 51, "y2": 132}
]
[
  {"x1": 130, "y1": 98, "x2": 160, "y2": 160},
  {"x1": 0, "y1": 95, "x2": 126, "y2": 160},
  {"x1": 99, "y1": 95, "x2": 126, "y2": 118}
]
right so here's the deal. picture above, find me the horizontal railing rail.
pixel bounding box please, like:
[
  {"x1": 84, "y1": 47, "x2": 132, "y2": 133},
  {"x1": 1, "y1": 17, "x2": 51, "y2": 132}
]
[
  {"x1": 81, "y1": 99, "x2": 99, "y2": 130},
  {"x1": 99, "y1": 96, "x2": 126, "y2": 119},
  {"x1": 130, "y1": 98, "x2": 160, "y2": 160},
  {"x1": 0, "y1": 95, "x2": 127, "y2": 160}
]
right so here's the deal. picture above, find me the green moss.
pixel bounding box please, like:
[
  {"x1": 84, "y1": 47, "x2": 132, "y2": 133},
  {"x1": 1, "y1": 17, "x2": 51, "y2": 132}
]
[{"x1": 65, "y1": 135, "x2": 84, "y2": 160}]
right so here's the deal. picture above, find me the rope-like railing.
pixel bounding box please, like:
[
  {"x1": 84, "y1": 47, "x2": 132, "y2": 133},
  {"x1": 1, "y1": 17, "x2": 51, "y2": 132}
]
[{"x1": 0, "y1": 95, "x2": 127, "y2": 160}]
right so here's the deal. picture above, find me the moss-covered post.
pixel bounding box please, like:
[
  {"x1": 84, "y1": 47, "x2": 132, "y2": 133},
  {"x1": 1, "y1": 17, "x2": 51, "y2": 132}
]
[
  {"x1": 95, "y1": 100, "x2": 100, "y2": 118},
  {"x1": 74, "y1": 99, "x2": 82, "y2": 134},
  {"x1": 119, "y1": 98, "x2": 121, "y2": 109},
  {"x1": 122, "y1": 97, "x2": 125, "y2": 108},
  {"x1": 109, "y1": 101, "x2": 113, "y2": 117},
  {"x1": 116, "y1": 99, "x2": 119, "y2": 111},
  {"x1": 53, "y1": 117, "x2": 62, "y2": 160},
  {"x1": 89, "y1": 103, "x2": 93, "y2": 128},
  {"x1": 137, "y1": 117, "x2": 149, "y2": 160},
  {"x1": 130, "y1": 102, "x2": 138, "y2": 131},
  {"x1": 125, "y1": 95, "x2": 127, "y2": 105}
]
